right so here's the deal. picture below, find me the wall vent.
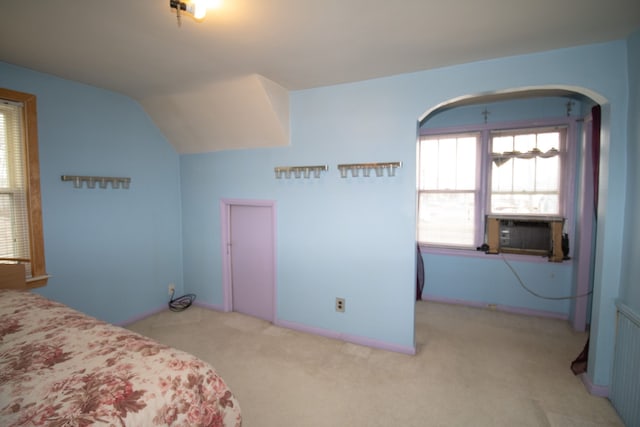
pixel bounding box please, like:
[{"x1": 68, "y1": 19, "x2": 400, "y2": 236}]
[{"x1": 611, "y1": 302, "x2": 640, "y2": 427}]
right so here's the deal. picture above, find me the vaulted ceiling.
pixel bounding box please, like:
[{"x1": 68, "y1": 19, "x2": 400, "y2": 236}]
[{"x1": 1, "y1": 1, "x2": 639, "y2": 153}]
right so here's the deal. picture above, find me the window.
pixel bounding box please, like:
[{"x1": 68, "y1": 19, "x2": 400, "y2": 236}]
[
  {"x1": 0, "y1": 88, "x2": 48, "y2": 287},
  {"x1": 417, "y1": 133, "x2": 480, "y2": 247},
  {"x1": 490, "y1": 128, "x2": 564, "y2": 215},
  {"x1": 418, "y1": 123, "x2": 569, "y2": 250}
]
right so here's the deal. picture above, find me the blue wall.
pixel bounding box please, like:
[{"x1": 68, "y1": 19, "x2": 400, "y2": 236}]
[
  {"x1": 621, "y1": 29, "x2": 640, "y2": 313},
  {"x1": 180, "y1": 111, "x2": 417, "y2": 349},
  {"x1": 0, "y1": 62, "x2": 183, "y2": 324},
  {"x1": 1, "y1": 36, "x2": 633, "y2": 389},
  {"x1": 182, "y1": 41, "x2": 630, "y2": 387}
]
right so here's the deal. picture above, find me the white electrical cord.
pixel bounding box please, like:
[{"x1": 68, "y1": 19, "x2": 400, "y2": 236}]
[{"x1": 501, "y1": 254, "x2": 593, "y2": 300}]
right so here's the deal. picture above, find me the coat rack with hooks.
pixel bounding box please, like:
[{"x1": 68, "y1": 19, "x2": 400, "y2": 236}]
[
  {"x1": 337, "y1": 161, "x2": 401, "y2": 178},
  {"x1": 61, "y1": 175, "x2": 131, "y2": 189}
]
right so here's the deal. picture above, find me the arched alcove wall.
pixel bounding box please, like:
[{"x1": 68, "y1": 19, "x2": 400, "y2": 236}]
[
  {"x1": 417, "y1": 86, "x2": 602, "y2": 374},
  {"x1": 415, "y1": 83, "x2": 619, "y2": 394},
  {"x1": 178, "y1": 39, "x2": 629, "y2": 394}
]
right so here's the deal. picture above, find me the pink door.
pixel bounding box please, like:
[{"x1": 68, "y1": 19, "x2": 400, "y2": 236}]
[{"x1": 229, "y1": 204, "x2": 275, "y2": 322}]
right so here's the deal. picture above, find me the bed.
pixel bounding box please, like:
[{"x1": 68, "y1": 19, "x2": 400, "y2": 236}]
[{"x1": 0, "y1": 289, "x2": 242, "y2": 426}]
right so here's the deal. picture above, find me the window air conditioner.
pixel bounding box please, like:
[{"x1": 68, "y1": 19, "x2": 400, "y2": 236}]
[{"x1": 485, "y1": 215, "x2": 565, "y2": 262}]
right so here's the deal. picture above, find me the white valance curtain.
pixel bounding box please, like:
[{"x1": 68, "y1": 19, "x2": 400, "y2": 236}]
[{"x1": 492, "y1": 147, "x2": 559, "y2": 167}]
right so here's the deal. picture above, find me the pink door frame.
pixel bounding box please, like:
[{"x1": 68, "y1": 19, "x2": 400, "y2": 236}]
[{"x1": 220, "y1": 199, "x2": 277, "y2": 320}]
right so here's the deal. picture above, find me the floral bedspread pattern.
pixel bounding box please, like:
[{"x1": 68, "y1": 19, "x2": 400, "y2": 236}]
[{"x1": 0, "y1": 290, "x2": 241, "y2": 426}]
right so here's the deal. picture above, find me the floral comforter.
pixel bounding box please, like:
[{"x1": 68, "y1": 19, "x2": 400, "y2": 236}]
[{"x1": 0, "y1": 290, "x2": 241, "y2": 426}]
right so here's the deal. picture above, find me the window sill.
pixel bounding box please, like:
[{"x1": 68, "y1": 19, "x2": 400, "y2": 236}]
[
  {"x1": 26, "y1": 275, "x2": 50, "y2": 288},
  {"x1": 418, "y1": 245, "x2": 572, "y2": 265}
]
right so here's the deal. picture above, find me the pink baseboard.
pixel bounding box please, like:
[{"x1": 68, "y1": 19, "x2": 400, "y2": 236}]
[
  {"x1": 580, "y1": 373, "x2": 609, "y2": 397},
  {"x1": 194, "y1": 302, "x2": 416, "y2": 354},
  {"x1": 116, "y1": 301, "x2": 227, "y2": 326},
  {"x1": 118, "y1": 302, "x2": 416, "y2": 354},
  {"x1": 423, "y1": 295, "x2": 569, "y2": 320},
  {"x1": 275, "y1": 318, "x2": 416, "y2": 356},
  {"x1": 116, "y1": 305, "x2": 167, "y2": 326},
  {"x1": 193, "y1": 301, "x2": 226, "y2": 312}
]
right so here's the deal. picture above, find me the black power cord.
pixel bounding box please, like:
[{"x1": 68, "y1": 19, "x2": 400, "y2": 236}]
[
  {"x1": 168, "y1": 289, "x2": 196, "y2": 312},
  {"x1": 501, "y1": 254, "x2": 592, "y2": 300}
]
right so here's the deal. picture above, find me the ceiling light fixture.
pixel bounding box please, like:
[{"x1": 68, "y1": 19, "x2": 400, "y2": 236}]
[{"x1": 169, "y1": 0, "x2": 222, "y2": 26}]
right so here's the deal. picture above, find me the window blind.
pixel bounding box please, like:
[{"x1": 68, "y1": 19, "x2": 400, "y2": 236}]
[{"x1": 0, "y1": 100, "x2": 31, "y2": 277}]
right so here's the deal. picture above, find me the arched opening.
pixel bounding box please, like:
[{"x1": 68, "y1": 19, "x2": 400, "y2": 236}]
[{"x1": 415, "y1": 86, "x2": 608, "y2": 378}]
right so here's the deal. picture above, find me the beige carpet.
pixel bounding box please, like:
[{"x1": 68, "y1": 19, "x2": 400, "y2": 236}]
[{"x1": 126, "y1": 301, "x2": 623, "y2": 427}]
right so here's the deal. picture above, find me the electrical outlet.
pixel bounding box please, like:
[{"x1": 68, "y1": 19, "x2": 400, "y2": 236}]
[
  {"x1": 335, "y1": 297, "x2": 345, "y2": 313},
  {"x1": 168, "y1": 283, "x2": 175, "y2": 296}
]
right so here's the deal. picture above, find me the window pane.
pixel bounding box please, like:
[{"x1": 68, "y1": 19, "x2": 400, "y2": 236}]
[
  {"x1": 456, "y1": 137, "x2": 477, "y2": 189},
  {"x1": 514, "y1": 134, "x2": 536, "y2": 152},
  {"x1": 536, "y1": 157, "x2": 559, "y2": 191},
  {"x1": 492, "y1": 136, "x2": 513, "y2": 153},
  {"x1": 0, "y1": 194, "x2": 14, "y2": 258},
  {"x1": 0, "y1": 113, "x2": 8, "y2": 188},
  {"x1": 492, "y1": 158, "x2": 513, "y2": 192},
  {"x1": 420, "y1": 139, "x2": 440, "y2": 189},
  {"x1": 513, "y1": 158, "x2": 535, "y2": 191},
  {"x1": 418, "y1": 133, "x2": 479, "y2": 247},
  {"x1": 0, "y1": 100, "x2": 31, "y2": 269},
  {"x1": 491, "y1": 193, "x2": 559, "y2": 215},
  {"x1": 438, "y1": 139, "x2": 457, "y2": 189},
  {"x1": 420, "y1": 134, "x2": 477, "y2": 191},
  {"x1": 418, "y1": 192, "x2": 476, "y2": 247},
  {"x1": 490, "y1": 128, "x2": 564, "y2": 216},
  {"x1": 537, "y1": 132, "x2": 559, "y2": 152}
]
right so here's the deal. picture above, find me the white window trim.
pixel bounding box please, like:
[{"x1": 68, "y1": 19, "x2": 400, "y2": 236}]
[{"x1": 417, "y1": 131, "x2": 482, "y2": 249}]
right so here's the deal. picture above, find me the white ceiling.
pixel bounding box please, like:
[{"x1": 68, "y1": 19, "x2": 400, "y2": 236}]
[{"x1": 1, "y1": 0, "x2": 639, "y2": 153}]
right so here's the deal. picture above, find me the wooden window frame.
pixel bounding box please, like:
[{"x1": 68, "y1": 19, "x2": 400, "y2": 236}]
[{"x1": 0, "y1": 88, "x2": 48, "y2": 288}]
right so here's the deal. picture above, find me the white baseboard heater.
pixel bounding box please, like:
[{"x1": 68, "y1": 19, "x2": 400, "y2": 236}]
[
  {"x1": 611, "y1": 301, "x2": 640, "y2": 427},
  {"x1": 485, "y1": 215, "x2": 565, "y2": 262}
]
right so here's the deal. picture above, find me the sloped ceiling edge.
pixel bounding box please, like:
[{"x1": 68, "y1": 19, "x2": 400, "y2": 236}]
[{"x1": 140, "y1": 74, "x2": 290, "y2": 154}]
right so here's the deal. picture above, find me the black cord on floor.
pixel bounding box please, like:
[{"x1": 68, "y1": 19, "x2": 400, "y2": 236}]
[{"x1": 168, "y1": 289, "x2": 196, "y2": 312}]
